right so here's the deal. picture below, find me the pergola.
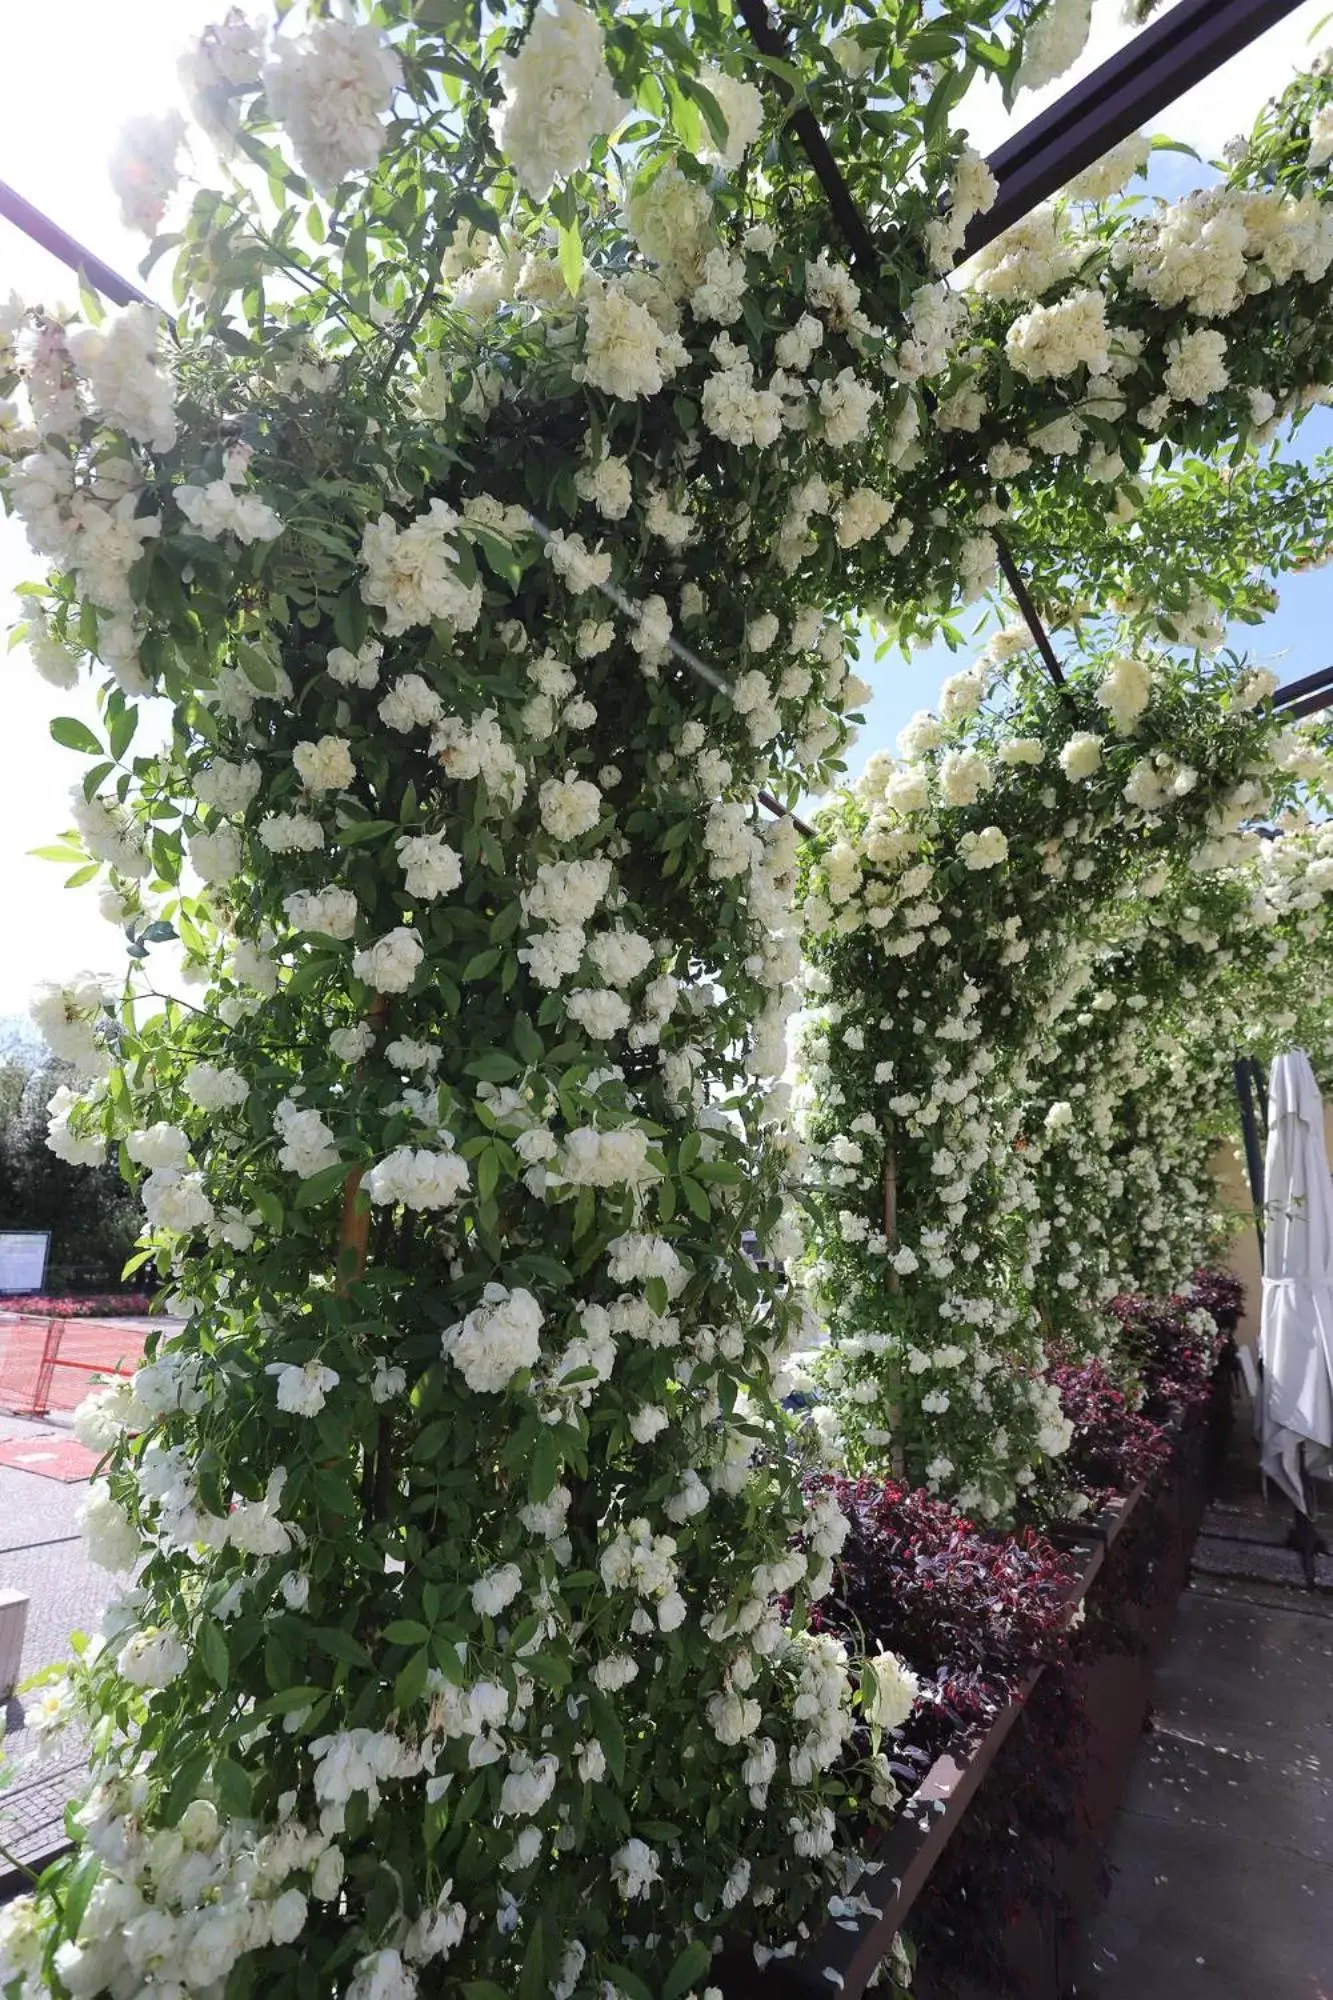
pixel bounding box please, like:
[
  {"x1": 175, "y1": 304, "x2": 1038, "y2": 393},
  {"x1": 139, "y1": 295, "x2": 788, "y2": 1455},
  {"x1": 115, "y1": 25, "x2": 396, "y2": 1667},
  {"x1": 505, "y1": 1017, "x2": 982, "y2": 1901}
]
[{"x1": 1, "y1": 9, "x2": 1328, "y2": 1989}]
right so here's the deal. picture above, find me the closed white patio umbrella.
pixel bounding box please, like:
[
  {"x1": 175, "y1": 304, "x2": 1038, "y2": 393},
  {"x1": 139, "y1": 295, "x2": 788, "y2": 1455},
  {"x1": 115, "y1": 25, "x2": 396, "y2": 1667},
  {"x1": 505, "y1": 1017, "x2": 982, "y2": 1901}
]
[{"x1": 1259, "y1": 1050, "x2": 1333, "y2": 1511}]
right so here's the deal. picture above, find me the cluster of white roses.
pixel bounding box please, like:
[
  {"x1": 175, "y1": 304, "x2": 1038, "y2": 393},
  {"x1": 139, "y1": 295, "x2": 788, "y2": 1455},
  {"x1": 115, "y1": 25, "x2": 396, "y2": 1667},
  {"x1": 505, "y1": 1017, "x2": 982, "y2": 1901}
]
[{"x1": 796, "y1": 637, "x2": 1333, "y2": 1509}]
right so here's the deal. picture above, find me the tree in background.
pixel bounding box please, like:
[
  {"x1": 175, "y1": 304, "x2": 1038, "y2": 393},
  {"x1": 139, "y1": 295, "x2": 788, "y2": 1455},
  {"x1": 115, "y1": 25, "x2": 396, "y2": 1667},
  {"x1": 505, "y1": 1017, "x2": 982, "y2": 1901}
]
[{"x1": 0, "y1": 1060, "x2": 139, "y2": 1290}]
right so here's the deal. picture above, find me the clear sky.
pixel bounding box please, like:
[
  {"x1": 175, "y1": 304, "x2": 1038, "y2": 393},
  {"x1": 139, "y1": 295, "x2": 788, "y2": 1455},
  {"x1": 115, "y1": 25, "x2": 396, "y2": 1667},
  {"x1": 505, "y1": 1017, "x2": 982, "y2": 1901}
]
[{"x1": 1, "y1": 0, "x2": 1331, "y2": 1011}]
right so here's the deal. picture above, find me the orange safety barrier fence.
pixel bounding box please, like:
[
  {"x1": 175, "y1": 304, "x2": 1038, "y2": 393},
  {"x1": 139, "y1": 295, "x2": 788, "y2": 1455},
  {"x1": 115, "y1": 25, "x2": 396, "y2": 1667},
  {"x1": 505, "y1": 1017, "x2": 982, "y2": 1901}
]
[{"x1": 0, "y1": 1315, "x2": 148, "y2": 1418}]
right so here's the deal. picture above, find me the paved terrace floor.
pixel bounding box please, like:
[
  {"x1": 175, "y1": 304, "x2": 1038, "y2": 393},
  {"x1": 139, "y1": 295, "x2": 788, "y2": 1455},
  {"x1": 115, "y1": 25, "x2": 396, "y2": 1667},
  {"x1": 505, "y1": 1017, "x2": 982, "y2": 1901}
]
[
  {"x1": 1072, "y1": 1417, "x2": 1333, "y2": 1999},
  {"x1": 0, "y1": 1413, "x2": 116, "y2": 1870}
]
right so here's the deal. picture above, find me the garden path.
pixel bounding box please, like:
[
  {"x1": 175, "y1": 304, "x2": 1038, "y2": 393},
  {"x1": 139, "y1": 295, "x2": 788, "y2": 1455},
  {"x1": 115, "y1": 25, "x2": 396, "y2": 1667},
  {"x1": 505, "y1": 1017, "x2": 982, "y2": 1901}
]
[
  {"x1": 1073, "y1": 1421, "x2": 1333, "y2": 1998},
  {"x1": 0, "y1": 1414, "x2": 115, "y2": 1879}
]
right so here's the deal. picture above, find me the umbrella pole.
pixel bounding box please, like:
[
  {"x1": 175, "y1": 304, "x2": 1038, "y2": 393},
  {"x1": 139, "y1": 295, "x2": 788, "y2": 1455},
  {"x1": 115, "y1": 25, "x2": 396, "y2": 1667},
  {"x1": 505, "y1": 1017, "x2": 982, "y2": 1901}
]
[{"x1": 1284, "y1": 1446, "x2": 1329, "y2": 1588}]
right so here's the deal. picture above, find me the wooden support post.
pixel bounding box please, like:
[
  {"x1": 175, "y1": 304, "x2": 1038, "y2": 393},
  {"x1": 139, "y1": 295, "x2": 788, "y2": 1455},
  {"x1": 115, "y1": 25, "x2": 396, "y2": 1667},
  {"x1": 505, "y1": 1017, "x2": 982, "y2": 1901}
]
[
  {"x1": 337, "y1": 995, "x2": 390, "y2": 1297},
  {"x1": 334, "y1": 996, "x2": 390, "y2": 1528},
  {"x1": 883, "y1": 1152, "x2": 906, "y2": 1481}
]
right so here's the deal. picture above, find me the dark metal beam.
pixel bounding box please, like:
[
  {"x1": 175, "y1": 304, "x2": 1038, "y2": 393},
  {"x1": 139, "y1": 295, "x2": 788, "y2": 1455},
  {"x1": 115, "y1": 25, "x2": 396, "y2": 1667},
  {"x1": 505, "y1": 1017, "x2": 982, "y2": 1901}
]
[
  {"x1": 0, "y1": 179, "x2": 156, "y2": 310},
  {"x1": 733, "y1": 0, "x2": 879, "y2": 267},
  {"x1": 966, "y1": 0, "x2": 1308, "y2": 255},
  {"x1": 758, "y1": 790, "x2": 816, "y2": 840},
  {"x1": 994, "y1": 535, "x2": 1065, "y2": 686},
  {"x1": 1232, "y1": 1056, "x2": 1266, "y2": 1269},
  {"x1": 1273, "y1": 662, "x2": 1333, "y2": 709},
  {"x1": 1277, "y1": 688, "x2": 1333, "y2": 720}
]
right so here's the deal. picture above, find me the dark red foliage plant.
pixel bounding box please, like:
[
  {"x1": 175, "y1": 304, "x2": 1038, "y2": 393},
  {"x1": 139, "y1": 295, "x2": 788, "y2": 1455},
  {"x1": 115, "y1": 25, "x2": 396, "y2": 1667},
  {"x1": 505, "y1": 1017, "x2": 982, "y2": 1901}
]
[
  {"x1": 810, "y1": 1475, "x2": 1078, "y2": 1772},
  {"x1": 1104, "y1": 1286, "x2": 1226, "y2": 1428},
  {"x1": 1186, "y1": 1265, "x2": 1244, "y2": 1332},
  {"x1": 1045, "y1": 1356, "x2": 1173, "y2": 1513}
]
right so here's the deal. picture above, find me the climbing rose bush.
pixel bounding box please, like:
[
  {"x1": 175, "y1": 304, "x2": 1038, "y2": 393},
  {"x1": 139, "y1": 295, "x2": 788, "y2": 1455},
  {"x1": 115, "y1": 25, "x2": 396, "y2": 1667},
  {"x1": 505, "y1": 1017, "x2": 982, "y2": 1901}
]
[
  {"x1": 792, "y1": 640, "x2": 1312, "y2": 1512},
  {"x1": 795, "y1": 636, "x2": 1333, "y2": 1515},
  {"x1": 0, "y1": 0, "x2": 1131, "y2": 1994}
]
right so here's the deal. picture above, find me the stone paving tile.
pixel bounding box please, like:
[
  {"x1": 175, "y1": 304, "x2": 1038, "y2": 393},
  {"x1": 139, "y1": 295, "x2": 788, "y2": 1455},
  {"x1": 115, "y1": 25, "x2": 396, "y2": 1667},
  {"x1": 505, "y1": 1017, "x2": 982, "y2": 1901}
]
[
  {"x1": 1073, "y1": 1427, "x2": 1333, "y2": 2000},
  {"x1": 1191, "y1": 1531, "x2": 1333, "y2": 1592},
  {"x1": 0, "y1": 1468, "x2": 114, "y2": 1868},
  {"x1": 0, "y1": 1462, "x2": 92, "y2": 1552}
]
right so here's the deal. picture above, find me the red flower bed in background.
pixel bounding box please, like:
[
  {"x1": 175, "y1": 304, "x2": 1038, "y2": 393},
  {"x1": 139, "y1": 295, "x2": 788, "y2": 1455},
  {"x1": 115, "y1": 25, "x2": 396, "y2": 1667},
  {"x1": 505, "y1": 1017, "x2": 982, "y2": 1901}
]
[
  {"x1": 1187, "y1": 1265, "x2": 1244, "y2": 1330},
  {"x1": 0, "y1": 1292, "x2": 153, "y2": 1318}
]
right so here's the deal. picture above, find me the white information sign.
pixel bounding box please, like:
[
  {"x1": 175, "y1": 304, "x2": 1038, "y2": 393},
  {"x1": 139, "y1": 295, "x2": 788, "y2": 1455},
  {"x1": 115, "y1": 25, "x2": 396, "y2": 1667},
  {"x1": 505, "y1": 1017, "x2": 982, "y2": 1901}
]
[{"x1": 0, "y1": 1233, "x2": 50, "y2": 1294}]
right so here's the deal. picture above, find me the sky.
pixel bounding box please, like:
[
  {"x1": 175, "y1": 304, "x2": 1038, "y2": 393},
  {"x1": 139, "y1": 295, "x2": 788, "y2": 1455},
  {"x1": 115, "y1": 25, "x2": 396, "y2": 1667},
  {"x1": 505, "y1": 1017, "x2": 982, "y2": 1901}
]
[{"x1": 1, "y1": 0, "x2": 1332, "y2": 1012}]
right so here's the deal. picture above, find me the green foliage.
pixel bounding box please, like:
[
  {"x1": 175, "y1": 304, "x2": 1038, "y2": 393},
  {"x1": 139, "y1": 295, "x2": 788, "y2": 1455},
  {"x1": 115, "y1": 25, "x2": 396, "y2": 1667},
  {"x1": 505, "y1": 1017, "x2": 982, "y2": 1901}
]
[{"x1": 0, "y1": 1062, "x2": 139, "y2": 1289}]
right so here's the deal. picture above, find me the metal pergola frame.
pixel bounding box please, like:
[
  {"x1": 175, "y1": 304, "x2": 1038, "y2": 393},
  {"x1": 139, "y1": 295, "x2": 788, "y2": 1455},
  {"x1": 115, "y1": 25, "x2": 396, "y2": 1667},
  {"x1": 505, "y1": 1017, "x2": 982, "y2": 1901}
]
[
  {"x1": 730, "y1": 0, "x2": 1328, "y2": 695},
  {"x1": 1273, "y1": 662, "x2": 1333, "y2": 717},
  {"x1": 966, "y1": 0, "x2": 1309, "y2": 256},
  {"x1": 0, "y1": 179, "x2": 154, "y2": 311}
]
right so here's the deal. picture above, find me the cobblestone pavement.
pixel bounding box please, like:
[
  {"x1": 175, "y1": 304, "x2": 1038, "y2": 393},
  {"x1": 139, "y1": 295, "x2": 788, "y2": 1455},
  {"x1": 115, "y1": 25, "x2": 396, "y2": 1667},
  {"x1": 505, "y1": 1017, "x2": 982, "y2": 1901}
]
[{"x1": 0, "y1": 1445, "x2": 114, "y2": 1871}]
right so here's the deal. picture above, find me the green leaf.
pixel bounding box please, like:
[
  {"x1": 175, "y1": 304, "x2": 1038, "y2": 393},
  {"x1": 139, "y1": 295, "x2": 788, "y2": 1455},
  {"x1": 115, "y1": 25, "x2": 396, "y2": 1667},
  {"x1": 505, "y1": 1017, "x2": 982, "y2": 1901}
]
[
  {"x1": 237, "y1": 642, "x2": 278, "y2": 691},
  {"x1": 528, "y1": 1425, "x2": 560, "y2": 1503},
  {"x1": 465, "y1": 1050, "x2": 521, "y2": 1082},
  {"x1": 489, "y1": 899, "x2": 521, "y2": 944},
  {"x1": 344, "y1": 218, "x2": 369, "y2": 298},
  {"x1": 383, "y1": 1619, "x2": 430, "y2": 1645},
  {"x1": 254, "y1": 1188, "x2": 284, "y2": 1234},
  {"x1": 557, "y1": 216, "x2": 583, "y2": 298},
  {"x1": 604, "y1": 1968, "x2": 653, "y2": 2000},
  {"x1": 588, "y1": 1692, "x2": 625, "y2": 1784},
  {"x1": 453, "y1": 1772, "x2": 487, "y2": 1829},
  {"x1": 161, "y1": 1748, "x2": 211, "y2": 1825},
  {"x1": 513, "y1": 1014, "x2": 544, "y2": 1065},
  {"x1": 215, "y1": 1758, "x2": 252, "y2": 1816},
  {"x1": 266, "y1": 1685, "x2": 326, "y2": 1713},
  {"x1": 294, "y1": 1162, "x2": 351, "y2": 1209},
  {"x1": 200, "y1": 1619, "x2": 229, "y2": 1689},
  {"x1": 394, "y1": 1646, "x2": 430, "y2": 1711},
  {"x1": 523, "y1": 1649, "x2": 571, "y2": 1692},
  {"x1": 336, "y1": 818, "x2": 397, "y2": 846},
  {"x1": 518, "y1": 1915, "x2": 546, "y2": 2000},
  {"x1": 678, "y1": 71, "x2": 729, "y2": 154},
  {"x1": 50, "y1": 716, "x2": 103, "y2": 757},
  {"x1": 663, "y1": 1941, "x2": 713, "y2": 2000},
  {"x1": 76, "y1": 273, "x2": 106, "y2": 327},
  {"x1": 61, "y1": 1851, "x2": 101, "y2": 1939},
  {"x1": 108, "y1": 704, "x2": 138, "y2": 762},
  {"x1": 470, "y1": 527, "x2": 524, "y2": 589},
  {"x1": 312, "y1": 1625, "x2": 373, "y2": 1668},
  {"x1": 680, "y1": 1175, "x2": 711, "y2": 1222},
  {"x1": 462, "y1": 946, "x2": 502, "y2": 983}
]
